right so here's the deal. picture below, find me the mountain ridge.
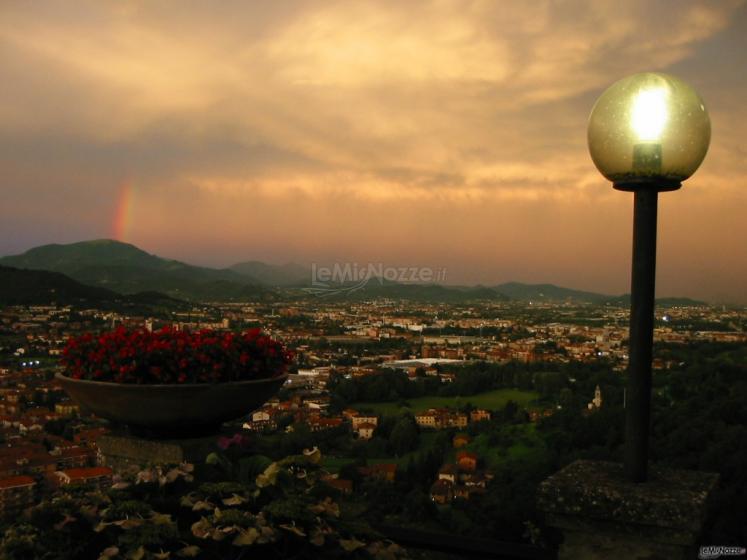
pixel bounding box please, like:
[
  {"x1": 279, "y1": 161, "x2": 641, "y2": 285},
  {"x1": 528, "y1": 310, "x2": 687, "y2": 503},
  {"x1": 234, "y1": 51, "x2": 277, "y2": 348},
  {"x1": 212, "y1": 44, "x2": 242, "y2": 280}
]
[
  {"x1": 0, "y1": 240, "x2": 710, "y2": 305},
  {"x1": 0, "y1": 239, "x2": 270, "y2": 302},
  {"x1": 0, "y1": 265, "x2": 188, "y2": 309},
  {"x1": 230, "y1": 260, "x2": 309, "y2": 287},
  {"x1": 492, "y1": 281, "x2": 611, "y2": 303}
]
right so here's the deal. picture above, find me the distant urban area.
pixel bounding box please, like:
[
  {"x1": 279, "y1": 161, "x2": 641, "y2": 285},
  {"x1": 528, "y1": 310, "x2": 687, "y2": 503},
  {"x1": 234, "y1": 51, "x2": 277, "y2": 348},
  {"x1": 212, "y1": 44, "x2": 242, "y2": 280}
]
[{"x1": 1, "y1": 290, "x2": 745, "y2": 545}]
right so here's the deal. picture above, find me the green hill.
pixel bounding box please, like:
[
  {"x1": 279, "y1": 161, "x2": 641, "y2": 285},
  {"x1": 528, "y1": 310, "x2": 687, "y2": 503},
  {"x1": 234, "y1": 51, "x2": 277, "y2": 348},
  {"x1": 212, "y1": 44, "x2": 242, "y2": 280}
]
[
  {"x1": 0, "y1": 264, "x2": 118, "y2": 304},
  {"x1": 0, "y1": 265, "x2": 187, "y2": 311},
  {"x1": 0, "y1": 239, "x2": 163, "y2": 271},
  {"x1": 493, "y1": 282, "x2": 610, "y2": 303},
  {"x1": 0, "y1": 240, "x2": 270, "y2": 301},
  {"x1": 304, "y1": 279, "x2": 509, "y2": 302},
  {"x1": 230, "y1": 260, "x2": 309, "y2": 287},
  {"x1": 1, "y1": 240, "x2": 710, "y2": 304},
  {"x1": 602, "y1": 294, "x2": 708, "y2": 307}
]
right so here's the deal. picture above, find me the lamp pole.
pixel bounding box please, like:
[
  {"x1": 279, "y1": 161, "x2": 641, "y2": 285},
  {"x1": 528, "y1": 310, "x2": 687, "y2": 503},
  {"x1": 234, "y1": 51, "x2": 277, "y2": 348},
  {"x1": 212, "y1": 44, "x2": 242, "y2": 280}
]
[
  {"x1": 623, "y1": 187, "x2": 659, "y2": 482},
  {"x1": 587, "y1": 72, "x2": 711, "y2": 483},
  {"x1": 615, "y1": 173, "x2": 680, "y2": 482}
]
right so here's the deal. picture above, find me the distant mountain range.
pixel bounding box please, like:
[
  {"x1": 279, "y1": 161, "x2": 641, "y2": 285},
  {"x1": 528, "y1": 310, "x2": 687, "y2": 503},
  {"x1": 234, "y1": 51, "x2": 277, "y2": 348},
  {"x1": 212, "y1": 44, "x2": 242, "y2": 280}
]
[
  {"x1": 0, "y1": 265, "x2": 187, "y2": 310},
  {"x1": 491, "y1": 282, "x2": 611, "y2": 303},
  {"x1": 0, "y1": 240, "x2": 708, "y2": 305},
  {"x1": 229, "y1": 260, "x2": 308, "y2": 287},
  {"x1": 490, "y1": 282, "x2": 706, "y2": 307},
  {"x1": 0, "y1": 240, "x2": 272, "y2": 302},
  {"x1": 304, "y1": 280, "x2": 510, "y2": 303},
  {"x1": 601, "y1": 294, "x2": 707, "y2": 308}
]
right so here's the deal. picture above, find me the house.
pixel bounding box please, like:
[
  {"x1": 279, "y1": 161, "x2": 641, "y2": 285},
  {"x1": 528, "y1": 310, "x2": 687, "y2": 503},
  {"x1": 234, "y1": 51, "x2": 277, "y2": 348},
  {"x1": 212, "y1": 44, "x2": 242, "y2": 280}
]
[
  {"x1": 438, "y1": 463, "x2": 458, "y2": 484},
  {"x1": 456, "y1": 451, "x2": 478, "y2": 473},
  {"x1": 73, "y1": 427, "x2": 108, "y2": 448},
  {"x1": 322, "y1": 477, "x2": 353, "y2": 495},
  {"x1": 448, "y1": 412, "x2": 469, "y2": 429},
  {"x1": 453, "y1": 485, "x2": 470, "y2": 500},
  {"x1": 17, "y1": 420, "x2": 43, "y2": 434},
  {"x1": 416, "y1": 408, "x2": 469, "y2": 429},
  {"x1": 54, "y1": 466, "x2": 113, "y2": 490},
  {"x1": 371, "y1": 463, "x2": 397, "y2": 482},
  {"x1": 436, "y1": 408, "x2": 468, "y2": 429},
  {"x1": 359, "y1": 463, "x2": 397, "y2": 482},
  {"x1": 251, "y1": 408, "x2": 272, "y2": 423},
  {"x1": 529, "y1": 409, "x2": 555, "y2": 423},
  {"x1": 24, "y1": 408, "x2": 54, "y2": 424},
  {"x1": 452, "y1": 434, "x2": 471, "y2": 448},
  {"x1": 356, "y1": 422, "x2": 376, "y2": 440},
  {"x1": 463, "y1": 472, "x2": 487, "y2": 489},
  {"x1": 55, "y1": 447, "x2": 95, "y2": 470},
  {"x1": 341, "y1": 408, "x2": 359, "y2": 420},
  {"x1": 430, "y1": 479, "x2": 453, "y2": 504},
  {"x1": 307, "y1": 417, "x2": 344, "y2": 432},
  {"x1": 304, "y1": 398, "x2": 329, "y2": 412},
  {"x1": 351, "y1": 415, "x2": 378, "y2": 429},
  {"x1": 25, "y1": 453, "x2": 57, "y2": 475},
  {"x1": 242, "y1": 418, "x2": 277, "y2": 432},
  {"x1": 470, "y1": 409, "x2": 491, "y2": 423},
  {"x1": 54, "y1": 402, "x2": 79, "y2": 416},
  {"x1": 414, "y1": 411, "x2": 438, "y2": 429}
]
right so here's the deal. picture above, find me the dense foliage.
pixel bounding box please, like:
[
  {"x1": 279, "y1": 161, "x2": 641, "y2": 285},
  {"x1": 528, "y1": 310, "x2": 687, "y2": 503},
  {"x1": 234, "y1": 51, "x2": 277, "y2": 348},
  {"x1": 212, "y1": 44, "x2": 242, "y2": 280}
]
[
  {"x1": 62, "y1": 327, "x2": 292, "y2": 384},
  {"x1": 326, "y1": 344, "x2": 746, "y2": 546},
  {"x1": 0, "y1": 447, "x2": 405, "y2": 560},
  {"x1": 328, "y1": 360, "x2": 608, "y2": 406}
]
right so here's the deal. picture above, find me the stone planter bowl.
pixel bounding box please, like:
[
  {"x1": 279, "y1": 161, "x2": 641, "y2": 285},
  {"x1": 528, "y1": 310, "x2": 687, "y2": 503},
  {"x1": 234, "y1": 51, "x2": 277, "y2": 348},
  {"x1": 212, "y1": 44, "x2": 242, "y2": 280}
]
[{"x1": 55, "y1": 372, "x2": 288, "y2": 438}]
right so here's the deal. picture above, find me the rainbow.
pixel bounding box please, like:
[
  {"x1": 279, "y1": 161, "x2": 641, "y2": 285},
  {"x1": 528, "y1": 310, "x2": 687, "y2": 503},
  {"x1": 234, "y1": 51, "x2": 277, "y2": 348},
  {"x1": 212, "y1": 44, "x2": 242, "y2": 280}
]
[{"x1": 112, "y1": 181, "x2": 133, "y2": 241}]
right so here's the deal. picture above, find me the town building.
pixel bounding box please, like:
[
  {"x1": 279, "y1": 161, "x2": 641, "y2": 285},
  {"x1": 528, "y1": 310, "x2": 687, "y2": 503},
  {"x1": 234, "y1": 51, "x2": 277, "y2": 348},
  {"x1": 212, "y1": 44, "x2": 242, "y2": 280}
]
[{"x1": 53, "y1": 466, "x2": 113, "y2": 490}]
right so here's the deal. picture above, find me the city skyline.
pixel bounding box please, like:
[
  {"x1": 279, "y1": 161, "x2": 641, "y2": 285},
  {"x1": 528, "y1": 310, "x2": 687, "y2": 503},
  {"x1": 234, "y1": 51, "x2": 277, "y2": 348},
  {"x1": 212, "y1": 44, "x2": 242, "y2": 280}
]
[{"x1": 1, "y1": 1, "x2": 746, "y2": 303}]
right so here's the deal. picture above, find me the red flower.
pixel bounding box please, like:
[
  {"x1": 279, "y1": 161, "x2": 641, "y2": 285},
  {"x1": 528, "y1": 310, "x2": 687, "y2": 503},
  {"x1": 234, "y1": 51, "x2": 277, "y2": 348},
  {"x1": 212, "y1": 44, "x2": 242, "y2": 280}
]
[{"x1": 61, "y1": 327, "x2": 291, "y2": 385}]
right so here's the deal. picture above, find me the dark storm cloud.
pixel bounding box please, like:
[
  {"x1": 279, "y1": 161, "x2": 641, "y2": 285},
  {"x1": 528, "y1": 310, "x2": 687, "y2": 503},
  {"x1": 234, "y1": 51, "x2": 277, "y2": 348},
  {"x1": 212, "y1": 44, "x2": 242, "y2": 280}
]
[{"x1": 0, "y1": 0, "x2": 745, "y2": 301}]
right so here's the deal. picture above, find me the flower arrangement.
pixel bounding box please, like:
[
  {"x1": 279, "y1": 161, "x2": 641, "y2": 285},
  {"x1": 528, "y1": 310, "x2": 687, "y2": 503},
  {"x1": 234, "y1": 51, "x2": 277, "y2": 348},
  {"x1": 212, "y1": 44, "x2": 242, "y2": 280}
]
[{"x1": 61, "y1": 326, "x2": 292, "y2": 384}]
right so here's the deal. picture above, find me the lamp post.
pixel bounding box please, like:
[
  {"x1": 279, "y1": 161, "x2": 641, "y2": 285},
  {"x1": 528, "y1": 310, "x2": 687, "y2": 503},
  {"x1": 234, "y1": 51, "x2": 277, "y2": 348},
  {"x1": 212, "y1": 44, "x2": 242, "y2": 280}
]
[{"x1": 587, "y1": 72, "x2": 711, "y2": 482}]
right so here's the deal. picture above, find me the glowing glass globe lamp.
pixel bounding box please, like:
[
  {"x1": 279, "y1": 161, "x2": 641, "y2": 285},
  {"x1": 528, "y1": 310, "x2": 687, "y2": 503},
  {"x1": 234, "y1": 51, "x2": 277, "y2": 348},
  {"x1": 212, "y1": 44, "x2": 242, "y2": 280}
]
[
  {"x1": 588, "y1": 72, "x2": 710, "y2": 191},
  {"x1": 587, "y1": 72, "x2": 711, "y2": 483}
]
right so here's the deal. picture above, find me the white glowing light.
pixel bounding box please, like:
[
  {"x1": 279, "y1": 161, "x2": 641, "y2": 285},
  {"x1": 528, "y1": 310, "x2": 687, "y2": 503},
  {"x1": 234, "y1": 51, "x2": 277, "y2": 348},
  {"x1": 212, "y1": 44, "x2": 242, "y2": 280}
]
[{"x1": 631, "y1": 88, "x2": 668, "y2": 141}]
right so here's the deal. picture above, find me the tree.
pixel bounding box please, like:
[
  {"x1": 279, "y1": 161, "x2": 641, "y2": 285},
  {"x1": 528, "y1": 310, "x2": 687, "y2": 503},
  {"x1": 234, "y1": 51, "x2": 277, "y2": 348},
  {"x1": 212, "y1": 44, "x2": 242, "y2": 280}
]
[
  {"x1": 559, "y1": 388, "x2": 574, "y2": 409},
  {"x1": 389, "y1": 415, "x2": 419, "y2": 456},
  {"x1": 502, "y1": 400, "x2": 519, "y2": 423}
]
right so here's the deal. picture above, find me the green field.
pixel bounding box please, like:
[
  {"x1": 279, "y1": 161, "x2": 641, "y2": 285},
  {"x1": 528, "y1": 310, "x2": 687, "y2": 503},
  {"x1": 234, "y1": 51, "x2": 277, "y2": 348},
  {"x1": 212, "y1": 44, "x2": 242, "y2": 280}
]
[
  {"x1": 352, "y1": 388, "x2": 540, "y2": 417},
  {"x1": 321, "y1": 455, "x2": 356, "y2": 473},
  {"x1": 464, "y1": 424, "x2": 546, "y2": 469},
  {"x1": 322, "y1": 432, "x2": 441, "y2": 473},
  {"x1": 322, "y1": 424, "x2": 546, "y2": 474}
]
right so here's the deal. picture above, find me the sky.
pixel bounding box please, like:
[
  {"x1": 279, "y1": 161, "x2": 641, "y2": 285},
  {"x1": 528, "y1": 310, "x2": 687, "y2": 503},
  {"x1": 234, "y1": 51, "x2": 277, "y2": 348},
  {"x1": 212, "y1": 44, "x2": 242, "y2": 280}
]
[{"x1": 1, "y1": 0, "x2": 745, "y2": 303}]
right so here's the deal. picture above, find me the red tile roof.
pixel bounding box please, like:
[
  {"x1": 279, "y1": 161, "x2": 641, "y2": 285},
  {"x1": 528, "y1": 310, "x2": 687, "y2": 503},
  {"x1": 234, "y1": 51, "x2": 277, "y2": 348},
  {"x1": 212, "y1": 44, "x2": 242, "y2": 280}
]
[
  {"x1": 59, "y1": 467, "x2": 113, "y2": 481},
  {"x1": 0, "y1": 475, "x2": 35, "y2": 489},
  {"x1": 456, "y1": 451, "x2": 478, "y2": 461},
  {"x1": 59, "y1": 447, "x2": 92, "y2": 458},
  {"x1": 323, "y1": 478, "x2": 353, "y2": 493}
]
